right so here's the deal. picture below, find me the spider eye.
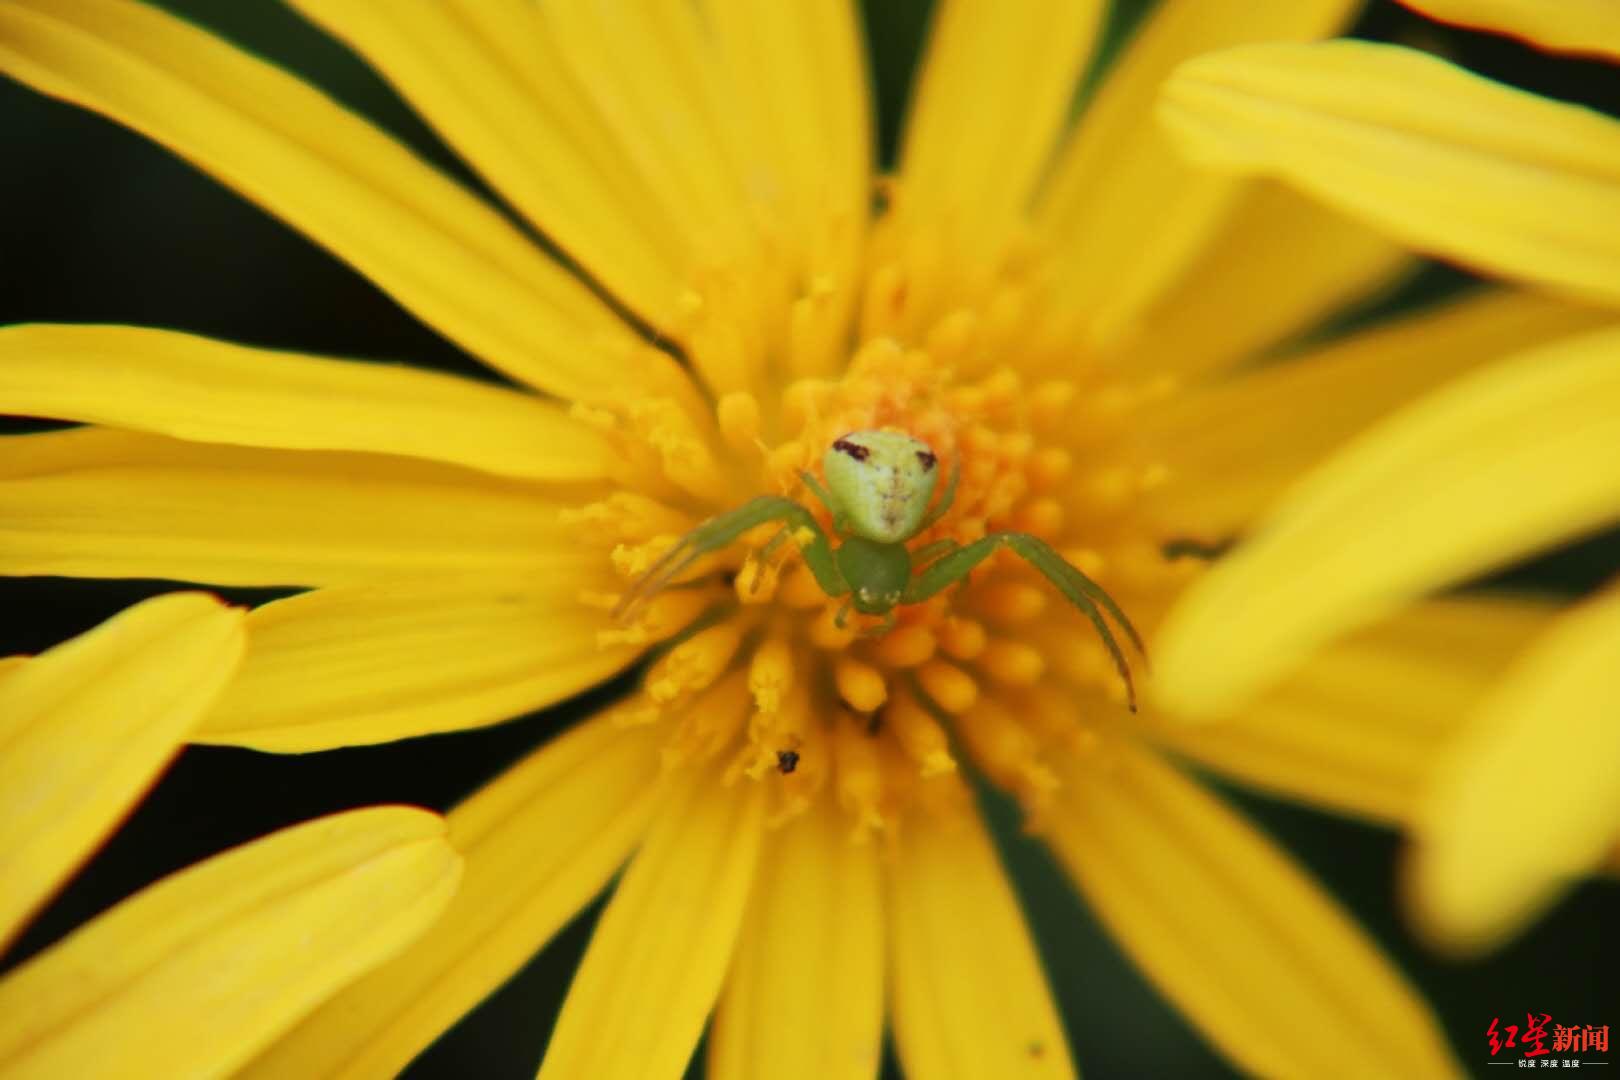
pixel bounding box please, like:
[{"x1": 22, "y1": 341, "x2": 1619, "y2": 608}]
[
  {"x1": 831, "y1": 436, "x2": 870, "y2": 461},
  {"x1": 915, "y1": 450, "x2": 937, "y2": 471}
]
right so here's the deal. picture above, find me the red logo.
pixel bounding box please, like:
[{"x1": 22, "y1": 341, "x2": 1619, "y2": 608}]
[{"x1": 1488, "y1": 1015, "x2": 1609, "y2": 1068}]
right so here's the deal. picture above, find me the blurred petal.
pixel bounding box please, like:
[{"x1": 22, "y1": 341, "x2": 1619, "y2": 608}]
[
  {"x1": 1111, "y1": 181, "x2": 1410, "y2": 379},
  {"x1": 1155, "y1": 323, "x2": 1620, "y2": 717},
  {"x1": 1162, "y1": 41, "x2": 1620, "y2": 308},
  {"x1": 0, "y1": 592, "x2": 243, "y2": 945},
  {"x1": 0, "y1": 0, "x2": 680, "y2": 401},
  {"x1": 1410, "y1": 584, "x2": 1620, "y2": 952},
  {"x1": 1144, "y1": 595, "x2": 1555, "y2": 825},
  {"x1": 1048, "y1": 740, "x2": 1461, "y2": 1078},
  {"x1": 888, "y1": 800, "x2": 1075, "y2": 1079},
  {"x1": 1149, "y1": 289, "x2": 1616, "y2": 535},
  {"x1": 0, "y1": 427, "x2": 589, "y2": 588},
  {"x1": 1038, "y1": 0, "x2": 1358, "y2": 338},
  {"x1": 198, "y1": 575, "x2": 635, "y2": 751},
  {"x1": 902, "y1": 0, "x2": 1102, "y2": 263},
  {"x1": 538, "y1": 772, "x2": 764, "y2": 1080},
  {"x1": 0, "y1": 324, "x2": 617, "y2": 482},
  {"x1": 710, "y1": 796, "x2": 884, "y2": 1080},
  {"x1": 0, "y1": 806, "x2": 461, "y2": 1079},
  {"x1": 240, "y1": 716, "x2": 663, "y2": 1080},
  {"x1": 1396, "y1": 0, "x2": 1620, "y2": 61}
]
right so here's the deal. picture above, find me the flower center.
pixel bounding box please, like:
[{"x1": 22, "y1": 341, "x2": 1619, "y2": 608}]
[{"x1": 563, "y1": 189, "x2": 1200, "y2": 835}]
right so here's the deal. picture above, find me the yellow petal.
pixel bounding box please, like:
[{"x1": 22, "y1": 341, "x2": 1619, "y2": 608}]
[
  {"x1": 239, "y1": 716, "x2": 663, "y2": 1080},
  {"x1": 0, "y1": 0, "x2": 671, "y2": 401},
  {"x1": 1155, "y1": 322, "x2": 1620, "y2": 717},
  {"x1": 1037, "y1": 0, "x2": 1358, "y2": 339},
  {"x1": 888, "y1": 800, "x2": 1075, "y2": 1079},
  {"x1": 1110, "y1": 181, "x2": 1410, "y2": 379},
  {"x1": 698, "y1": 0, "x2": 871, "y2": 379},
  {"x1": 0, "y1": 592, "x2": 243, "y2": 945},
  {"x1": 1397, "y1": 0, "x2": 1620, "y2": 61},
  {"x1": 535, "y1": 2, "x2": 753, "y2": 268},
  {"x1": 1148, "y1": 289, "x2": 1617, "y2": 536},
  {"x1": 1162, "y1": 40, "x2": 1620, "y2": 309},
  {"x1": 1144, "y1": 595, "x2": 1555, "y2": 825},
  {"x1": 0, "y1": 324, "x2": 617, "y2": 482},
  {"x1": 0, "y1": 427, "x2": 591, "y2": 588},
  {"x1": 197, "y1": 575, "x2": 635, "y2": 751},
  {"x1": 538, "y1": 771, "x2": 764, "y2": 1080},
  {"x1": 1410, "y1": 584, "x2": 1620, "y2": 952},
  {"x1": 279, "y1": 0, "x2": 687, "y2": 329},
  {"x1": 1048, "y1": 740, "x2": 1461, "y2": 1079},
  {"x1": 901, "y1": 0, "x2": 1103, "y2": 265},
  {"x1": 702, "y1": 0, "x2": 872, "y2": 254},
  {"x1": 0, "y1": 806, "x2": 461, "y2": 1080},
  {"x1": 710, "y1": 796, "x2": 884, "y2": 1080}
]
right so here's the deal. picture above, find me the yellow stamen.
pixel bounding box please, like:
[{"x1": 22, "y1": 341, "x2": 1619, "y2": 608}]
[
  {"x1": 833, "y1": 716, "x2": 887, "y2": 841},
  {"x1": 628, "y1": 397, "x2": 730, "y2": 503},
  {"x1": 748, "y1": 636, "x2": 797, "y2": 717},
  {"x1": 778, "y1": 563, "x2": 831, "y2": 609},
  {"x1": 662, "y1": 671, "x2": 750, "y2": 768},
  {"x1": 1013, "y1": 496, "x2": 1065, "y2": 539},
  {"x1": 835, "y1": 656, "x2": 889, "y2": 714},
  {"x1": 1027, "y1": 446, "x2": 1073, "y2": 491},
  {"x1": 972, "y1": 582, "x2": 1048, "y2": 625},
  {"x1": 596, "y1": 590, "x2": 717, "y2": 648},
  {"x1": 979, "y1": 639, "x2": 1047, "y2": 687},
  {"x1": 734, "y1": 556, "x2": 781, "y2": 604},
  {"x1": 809, "y1": 601, "x2": 859, "y2": 650},
  {"x1": 956, "y1": 698, "x2": 1060, "y2": 817},
  {"x1": 647, "y1": 622, "x2": 745, "y2": 704},
  {"x1": 887, "y1": 691, "x2": 958, "y2": 778},
  {"x1": 916, "y1": 660, "x2": 979, "y2": 714},
  {"x1": 937, "y1": 616, "x2": 988, "y2": 660},
  {"x1": 871, "y1": 623, "x2": 937, "y2": 668},
  {"x1": 559, "y1": 493, "x2": 696, "y2": 544}
]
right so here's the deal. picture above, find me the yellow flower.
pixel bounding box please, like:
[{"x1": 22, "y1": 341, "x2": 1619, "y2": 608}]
[
  {"x1": 1153, "y1": 1, "x2": 1620, "y2": 953},
  {"x1": 0, "y1": 593, "x2": 461, "y2": 1076},
  {"x1": 0, "y1": 0, "x2": 1602, "y2": 1076}
]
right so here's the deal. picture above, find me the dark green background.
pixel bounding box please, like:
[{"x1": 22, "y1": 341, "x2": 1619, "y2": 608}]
[{"x1": 2, "y1": 2, "x2": 1616, "y2": 1076}]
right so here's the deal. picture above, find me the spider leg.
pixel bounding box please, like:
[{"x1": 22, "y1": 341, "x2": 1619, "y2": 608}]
[
  {"x1": 758, "y1": 526, "x2": 795, "y2": 560},
  {"x1": 742, "y1": 525, "x2": 797, "y2": 596},
  {"x1": 834, "y1": 598, "x2": 855, "y2": 629},
  {"x1": 857, "y1": 610, "x2": 899, "y2": 639},
  {"x1": 904, "y1": 532, "x2": 1145, "y2": 711},
  {"x1": 912, "y1": 455, "x2": 962, "y2": 534},
  {"x1": 797, "y1": 470, "x2": 851, "y2": 535},
  {"x1": 909, "y1": 537, "x2": 960, "y2": 572},
  {"x1": 615, "y1": 495, "x2": 847, "y2": 619}
]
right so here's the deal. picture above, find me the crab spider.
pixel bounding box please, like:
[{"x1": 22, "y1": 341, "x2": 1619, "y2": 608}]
[{"x1": 615, "y1": 430, "x2": 1146, "y2": 709}]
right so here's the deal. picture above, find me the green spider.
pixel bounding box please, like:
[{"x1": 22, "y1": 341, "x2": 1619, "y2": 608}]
[{"x1": 616, "y1": 429, "x2": 1146, "y2": 710}]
